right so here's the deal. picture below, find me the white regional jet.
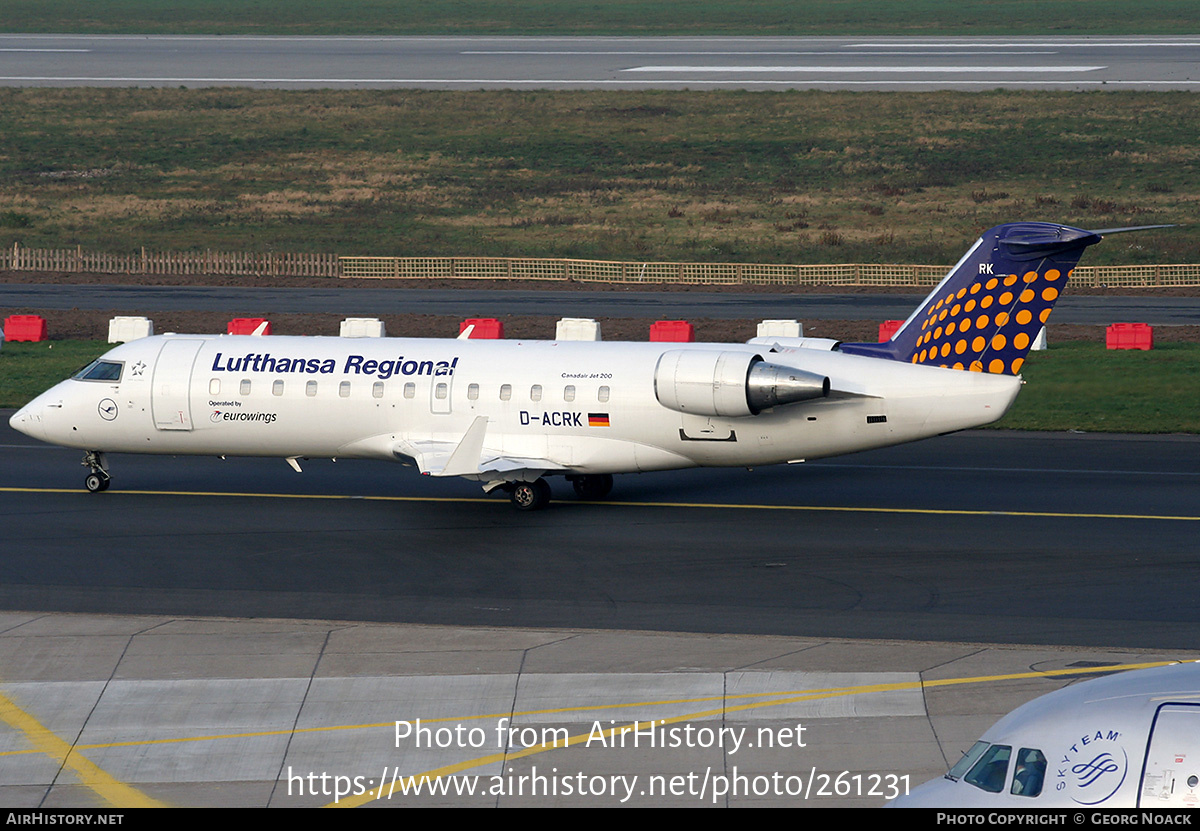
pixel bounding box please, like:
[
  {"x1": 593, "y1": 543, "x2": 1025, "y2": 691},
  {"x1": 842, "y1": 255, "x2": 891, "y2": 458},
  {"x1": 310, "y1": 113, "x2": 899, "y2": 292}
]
[
  {"x1": 891, "y1": 661, "x2": 1200, "y2": 808},
  {"x1": 6, "y1": 222, "x2": 1147, "y2": 509}
]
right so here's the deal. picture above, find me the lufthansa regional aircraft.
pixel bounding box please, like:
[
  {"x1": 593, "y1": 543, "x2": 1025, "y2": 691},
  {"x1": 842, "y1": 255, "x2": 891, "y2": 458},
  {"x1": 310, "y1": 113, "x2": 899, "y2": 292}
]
[
  {"x1": 7, "y1": 222, "x2": 1145, "y2": 509},
  {"x1": 891, "y1": 661, "x2": 1200, "y2": 808}
]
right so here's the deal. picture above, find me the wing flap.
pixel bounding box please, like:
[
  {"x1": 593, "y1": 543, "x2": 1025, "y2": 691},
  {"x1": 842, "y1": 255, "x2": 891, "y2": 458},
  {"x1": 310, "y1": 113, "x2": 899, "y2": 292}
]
[{"x1": 394, "y1": 417, "x2": 567, "y2": 480}]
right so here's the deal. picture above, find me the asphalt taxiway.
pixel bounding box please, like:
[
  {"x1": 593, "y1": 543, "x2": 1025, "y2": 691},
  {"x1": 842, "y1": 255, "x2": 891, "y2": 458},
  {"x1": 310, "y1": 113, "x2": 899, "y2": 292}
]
[
  {"x1": 3, "y1": 416, "x2": 1198, "y2": 649},
  {"x1": 3, "y1": 284, "x2": 1198, "y2": 326},
  {"x1": 3, "y1": 414, "x2": 1199, "y2": 806},
  {"x1": 1, "y1": 611, "x2": 1194, "y2": 808}
]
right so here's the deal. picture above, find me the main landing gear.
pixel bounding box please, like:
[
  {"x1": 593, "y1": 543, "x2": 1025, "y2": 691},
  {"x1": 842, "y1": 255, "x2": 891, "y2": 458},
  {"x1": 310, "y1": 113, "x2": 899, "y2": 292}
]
[
  {"x1": 569, "y1": 473, "x2": 613, "y2": 500},
  {"x1": 82, "y1": 451, "x2": 110, "y2": 493},
  {"x1": 507, "y1": 478, "x2": 551, "y2": 511},
  {"x1": 503, "y1": 474, "x2": 615, "y2": 510}
]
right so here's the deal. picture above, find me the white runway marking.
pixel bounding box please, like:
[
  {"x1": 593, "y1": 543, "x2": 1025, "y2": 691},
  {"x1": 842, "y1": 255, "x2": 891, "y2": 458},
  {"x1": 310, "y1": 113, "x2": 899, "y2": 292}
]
[
  {"x1": 623, "y1": 65, "x2": 1106, "y2": 73},
  {"x1": 844, "y1": 40, "x2": 1200, "y2": 48},
  {"x1": 461, "y1": 50, "x2": 1057, "y2": 56}
]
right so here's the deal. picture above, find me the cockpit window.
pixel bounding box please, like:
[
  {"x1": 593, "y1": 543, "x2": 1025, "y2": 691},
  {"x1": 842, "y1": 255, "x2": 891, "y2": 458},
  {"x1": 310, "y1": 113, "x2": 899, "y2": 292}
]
[
  {"x1": 964, "y1": 744, "x2": 1012, "y2": 793},
  {"x1": 1011, "y1": 748, "x2": 1046, "y2": 797},
  {"x1": 948, "y1": 741, "x2": 990, "y2": 781},
  {"x1": 73, "y1": 359, "x2": 123, "y2": 382}
]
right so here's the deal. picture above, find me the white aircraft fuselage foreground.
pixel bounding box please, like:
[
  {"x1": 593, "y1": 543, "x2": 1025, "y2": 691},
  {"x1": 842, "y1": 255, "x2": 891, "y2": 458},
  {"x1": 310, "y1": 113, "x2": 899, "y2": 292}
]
[
  {"x1": 7, "y1": 222, "x2": 1148, "y2": 508},
  {"x1": 891, "y1": 661, "x2": 1200, "y2": 808}
]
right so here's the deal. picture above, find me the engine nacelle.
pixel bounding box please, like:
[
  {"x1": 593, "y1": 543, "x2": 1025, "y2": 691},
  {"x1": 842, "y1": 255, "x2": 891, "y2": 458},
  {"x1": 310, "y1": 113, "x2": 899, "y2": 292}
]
[{"x1": 654, "y1": 350, "x2": 829, "y2": 417}]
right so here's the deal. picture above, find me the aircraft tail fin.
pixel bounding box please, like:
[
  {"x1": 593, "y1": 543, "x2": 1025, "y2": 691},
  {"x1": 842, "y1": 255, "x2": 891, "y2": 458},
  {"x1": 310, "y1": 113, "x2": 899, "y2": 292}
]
[{"x1": 839, "y1": 222, "x2": 1109, "y2": 375}]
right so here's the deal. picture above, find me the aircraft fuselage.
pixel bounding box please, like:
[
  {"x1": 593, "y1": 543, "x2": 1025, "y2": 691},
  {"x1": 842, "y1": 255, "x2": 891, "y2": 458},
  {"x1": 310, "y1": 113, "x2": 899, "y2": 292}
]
[{"x1": 13, "y1": 334, "x2": 1021, "y2": 476}]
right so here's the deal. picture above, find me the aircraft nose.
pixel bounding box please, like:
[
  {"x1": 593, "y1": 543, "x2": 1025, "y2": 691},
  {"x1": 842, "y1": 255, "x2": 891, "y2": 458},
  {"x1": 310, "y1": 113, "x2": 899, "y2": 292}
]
[{"x1": 9, "y1": 402, "x2": 46, "y2": 441}]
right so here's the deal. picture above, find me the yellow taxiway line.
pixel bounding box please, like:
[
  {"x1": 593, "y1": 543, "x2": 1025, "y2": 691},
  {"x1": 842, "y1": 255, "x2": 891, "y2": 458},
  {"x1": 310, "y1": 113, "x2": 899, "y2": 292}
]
[
  {"x1": 2, "y1": 659, "x2": 1186, "y2": 808},
  {"x1": 1, "y1": 486, "x2": 1197, "y2": 522}
]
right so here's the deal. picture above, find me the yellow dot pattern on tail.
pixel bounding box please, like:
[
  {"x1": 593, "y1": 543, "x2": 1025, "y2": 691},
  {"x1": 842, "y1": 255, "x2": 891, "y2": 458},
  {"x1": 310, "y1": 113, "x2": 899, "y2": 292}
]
[{"x1": 911, "y1": 267, "x2": 1066, "y2": 374}]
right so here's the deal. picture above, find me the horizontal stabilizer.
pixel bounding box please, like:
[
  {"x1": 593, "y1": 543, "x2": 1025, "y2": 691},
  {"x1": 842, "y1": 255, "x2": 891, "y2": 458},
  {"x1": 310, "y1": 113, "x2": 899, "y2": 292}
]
[{"x1": 1088, "y1": 224, "x2": 1175, "y2": 235}]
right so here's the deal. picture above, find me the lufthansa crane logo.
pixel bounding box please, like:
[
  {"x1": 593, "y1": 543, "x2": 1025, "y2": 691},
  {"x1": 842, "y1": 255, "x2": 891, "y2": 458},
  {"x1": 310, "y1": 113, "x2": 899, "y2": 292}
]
[{"x1": 97, "y1": 399, "x2": 118, "y2": 421}]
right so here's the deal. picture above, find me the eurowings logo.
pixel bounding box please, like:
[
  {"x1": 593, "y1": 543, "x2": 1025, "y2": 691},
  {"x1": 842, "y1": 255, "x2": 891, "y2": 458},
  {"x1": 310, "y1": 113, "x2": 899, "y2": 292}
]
[{"x1": 210, "y1": 410, "x2": 278, "y2": 424}]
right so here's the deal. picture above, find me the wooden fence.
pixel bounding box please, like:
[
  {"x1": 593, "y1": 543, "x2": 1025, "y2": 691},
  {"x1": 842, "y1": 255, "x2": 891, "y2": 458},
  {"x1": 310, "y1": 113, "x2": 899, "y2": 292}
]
[
  {"x1": 2, "y1": 244, "x2": 339, "y2": 278},
  {"x1": 338, "y1": 256, "x2": 1200, "y2": 288},
  {"x1": 4, "y1": 244, "x2": 1199, "y2": 287}
]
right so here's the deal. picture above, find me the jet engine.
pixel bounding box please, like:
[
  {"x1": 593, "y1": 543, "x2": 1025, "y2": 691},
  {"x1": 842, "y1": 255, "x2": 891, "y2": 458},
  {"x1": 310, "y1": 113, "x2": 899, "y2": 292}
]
[{"x1": 653, "y1": 350, "x2": 829, "y2": 418}]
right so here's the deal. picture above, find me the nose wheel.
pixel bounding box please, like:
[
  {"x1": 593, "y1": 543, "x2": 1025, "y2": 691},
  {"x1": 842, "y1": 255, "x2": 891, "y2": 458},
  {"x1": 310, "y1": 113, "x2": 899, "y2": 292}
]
[{"x1": 82, "y1": 451, "x2": 111, "y2": 493}]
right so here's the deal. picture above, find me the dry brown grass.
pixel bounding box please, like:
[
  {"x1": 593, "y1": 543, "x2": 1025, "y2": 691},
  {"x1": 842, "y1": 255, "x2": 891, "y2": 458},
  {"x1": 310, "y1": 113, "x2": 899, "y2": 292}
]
[{"x1": 0, "y1": 88, "x2": 1195, "y2": 264}]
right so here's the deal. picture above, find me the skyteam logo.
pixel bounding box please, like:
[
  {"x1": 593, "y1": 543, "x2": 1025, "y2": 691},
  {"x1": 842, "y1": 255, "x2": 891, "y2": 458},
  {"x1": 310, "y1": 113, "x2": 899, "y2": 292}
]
[{"x1": 1057, "y1": 727, "x2": 1128, "y2": 805}]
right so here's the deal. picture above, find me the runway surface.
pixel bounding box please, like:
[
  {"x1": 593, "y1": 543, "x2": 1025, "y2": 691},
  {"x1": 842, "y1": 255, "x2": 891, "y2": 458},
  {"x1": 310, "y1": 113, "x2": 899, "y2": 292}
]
[
  {"x1": 3, "y1": 284, "x2": 1197, "y2": 325},
  {"x1": 3, "y1": 414, "x2": 1198, "y2": 650},
  {"x1": 1, "y1": 34, "x2": 1199, "y2": 90}
]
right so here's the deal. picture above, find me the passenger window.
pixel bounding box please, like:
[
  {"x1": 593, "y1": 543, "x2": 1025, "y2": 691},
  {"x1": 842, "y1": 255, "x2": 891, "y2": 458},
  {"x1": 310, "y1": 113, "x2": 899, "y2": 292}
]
[
  {"x1": 1011, "y1": 749, "x2": 1046, "y2": 798},
  {"x1": 209, "y1": 379, "x2": 220, "y2": 395},
  {"x1": 404, "y1": 382, "x2": 415, "y2": 399},
  {"x1": 435, "y1": 382, "x2": 448, "y2": 400},
  {"x1": 531, "y1": 384, "x2": 542, "y2": 402},
  {"x1": 372, "y1": 381, "x2": 384, "y2": 399},
  {"x1": 272, "y1": 380, "x2": 284, "y2": 397},
  {"x1": 339, "y1": 381, "x2": 351, "y2": 398},
  {"x1": 964, "y1": 744, "x2": 1011, "y2": 794},
  {"x1": 306, "y1": 380, "x2": 318, "y2": 397},
  {"x1": 467, "y1": 383, "x2": 479, "y2": 400},
  {"x1": 240, "y1": 379, "x2": 251, "y2": 395},
  {"x1": 598, "y1": 385, "x2": 610, "y2": 403},
  {"x1": 500, "y1": 384, "x2": 512, "y2": 401},
  {"x1": 564, "y1": 385, "x2": 576, "y2": 402}
]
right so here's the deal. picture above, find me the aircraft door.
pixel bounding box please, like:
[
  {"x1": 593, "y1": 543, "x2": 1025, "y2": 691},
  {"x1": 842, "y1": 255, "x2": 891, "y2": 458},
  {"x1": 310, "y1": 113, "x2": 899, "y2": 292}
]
[
  {"x1": 151, "y1": 339, "x2": 204, "y2": 430},
  {"x1": 431, "y1": 376, "x2": 453, "y2": 414},
  {"x1": 1140, "y1": 704, "x2": 1200, "y2": 807}
]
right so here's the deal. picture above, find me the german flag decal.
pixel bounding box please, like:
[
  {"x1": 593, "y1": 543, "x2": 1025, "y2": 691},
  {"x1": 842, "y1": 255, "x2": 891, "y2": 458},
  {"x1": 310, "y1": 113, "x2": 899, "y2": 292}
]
[{"x1": 588, "y1": 413, "x2": 610, "y2": 427}]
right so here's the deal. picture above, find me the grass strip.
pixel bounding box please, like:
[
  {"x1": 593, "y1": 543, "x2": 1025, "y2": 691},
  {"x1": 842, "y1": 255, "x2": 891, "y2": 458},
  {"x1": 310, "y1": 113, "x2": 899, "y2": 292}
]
[
  {"x1": 989, "y1": 341, "x2": 1200, "y2": 433},
  {"x1": 1, "y1": 340, "x2": 108, "y2": 408},
  {"x1": 0, "y1": 89, "x2": 1195, "y2": 267}
]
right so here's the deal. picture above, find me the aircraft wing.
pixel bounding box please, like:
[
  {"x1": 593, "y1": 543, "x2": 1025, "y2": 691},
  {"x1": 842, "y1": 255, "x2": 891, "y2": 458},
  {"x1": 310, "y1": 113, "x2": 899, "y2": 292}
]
[{"x1": 393, "y1": 416, "x2": 568, "y2": 482}]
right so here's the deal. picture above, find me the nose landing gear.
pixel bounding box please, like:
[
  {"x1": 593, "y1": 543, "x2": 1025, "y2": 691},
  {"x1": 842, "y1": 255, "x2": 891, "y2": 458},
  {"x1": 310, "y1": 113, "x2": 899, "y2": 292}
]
[{"x1": 82, "y1": 451, "x2": 110, "y2": 492}]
